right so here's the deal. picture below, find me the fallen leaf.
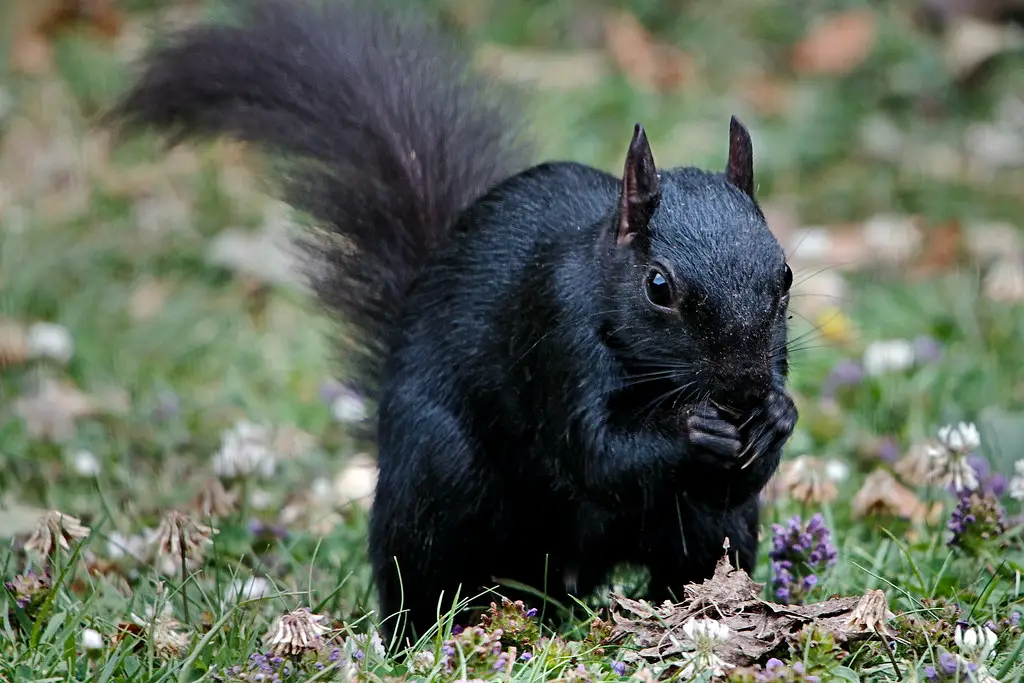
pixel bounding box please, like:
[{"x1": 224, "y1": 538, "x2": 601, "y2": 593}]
[
  {"x1": 609, "y1": 552, "x2": 879, "y2": 668},
  {"x1": 0, "y1": 318, "x2": 30, "y2": 368},
  {"x1": 37, "y1": 0, "x2": 124, "y2": 39},
  {"x1": 942, "y1": 16, "x2": 1024, "y2": 79},
  {"x1": 851, "y1": 468, "x2": 927, "y2": 521},
  {"x1": 13, "y1": 377, "x2": 129, "y2": 442},
  {"x1": 10, "y1": 31, "x2": 55, "y2": 75},
  {"x1": 602, "y1": 10, "x2": 695, "y2": 92},
  {"x1": 475, "y1": 45, "x2": 609, "y2": 90},
  {"x1": 984, "y1": 257, "x2": 1024, "y2": 302},
  {"x1": 964, "y1": 220, "x2": 1023, "y2": 263},
  {"x1": 738, "y1": 73, "x2": 794, "y2": 117},
  {"x1": 908, "y1": 220, "x2": 963, "y2": 278},
  {"x1": 791, "y1": 11, "x2": 877, "y2": 76},
  {"x1": 862, "y1": 214, "x2": 924, "y2": 265},
  {"x1": 129, "y1": 277, "x2": 171, "y2": 321}
]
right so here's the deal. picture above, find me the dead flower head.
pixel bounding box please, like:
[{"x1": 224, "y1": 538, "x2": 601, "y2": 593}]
[
  {"x1": 263, "y1": 607, "x2": 331, "y2": 657},
  {"x1": 129, "y1": 605, "x2": 191, "y2": 659},
  {"x1": 25, "y1": 510, "x2": 91, "y2": 559},
  {"x1": 193, "y1": 478, "x2": 237, "y2": 519},
  {"x1": 852, "y1": 469, "x2": 925, "y2": 521},
  {"x1": 895, "y1": 441, "x2": 937, "y2": 487},
  {"x1": 153, "y1": 510, "x2": 218, "y2": 563},
  {"x1": 847, "y1": 589, "x2": 895, "y2": 637},
  {"x1": 781, "y1": 455, "x2": 839, "y2": 505}
]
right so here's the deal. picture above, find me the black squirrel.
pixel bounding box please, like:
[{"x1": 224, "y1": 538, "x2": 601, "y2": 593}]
[{"x1": 109, "y1": 0, "x2": 798, "y2": 644}]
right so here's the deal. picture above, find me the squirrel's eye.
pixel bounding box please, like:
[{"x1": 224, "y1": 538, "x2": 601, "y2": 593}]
[
  {"x1": 644, "y1": 269, "x2": 673, "y2": 309},
  {"x1": 782, "y1": 264, "x2": 793, "y2": 293}
]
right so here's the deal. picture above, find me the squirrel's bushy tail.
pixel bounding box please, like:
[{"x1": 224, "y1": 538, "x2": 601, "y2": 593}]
[{"x1": 108, "y1": 0, "x2": 529, "y2": 397}]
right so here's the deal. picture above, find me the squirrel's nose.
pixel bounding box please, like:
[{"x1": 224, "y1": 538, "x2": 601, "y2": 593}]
[{"x1": 711, "y1": 358, "x2": 771, "y2": 410}]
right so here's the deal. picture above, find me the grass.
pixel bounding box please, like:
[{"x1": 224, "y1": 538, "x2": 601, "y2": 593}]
[{"x1": 3, "y1": 0, "x2": 1024, "y2": 680}]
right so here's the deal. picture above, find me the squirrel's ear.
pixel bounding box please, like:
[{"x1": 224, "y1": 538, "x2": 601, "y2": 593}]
[
  {"x1": 725, "y1": 115, "x2": 755, "y2": 200},
  {"x1": 618, "y1": 123, "x2": 661, "y2": 244}
]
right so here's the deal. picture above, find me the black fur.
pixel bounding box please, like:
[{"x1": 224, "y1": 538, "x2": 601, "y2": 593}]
[{"x1": 109, "y1": 0, "x2": 798, "y2": 646}]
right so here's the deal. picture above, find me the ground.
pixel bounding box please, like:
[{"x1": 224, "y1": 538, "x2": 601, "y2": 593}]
[{"x1": 2, "y1": 0, "x2": 1024, "y2": 680}]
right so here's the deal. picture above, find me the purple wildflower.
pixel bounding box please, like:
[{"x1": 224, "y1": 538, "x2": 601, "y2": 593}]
[
  {"x1": 923, "y1": 649, "x2": 980, "y2": 681},
  {"x1": 947, "y1": 488, "x2": 1007, "y2": 551},
  {"x1": 318, "y1": 379, "x2": 346, "y2": 405},
  {"x1": 752, "y1": 657, "x2": 822, "y2": 681},
  {"x1": 4, "y1": 571, "x2": 51, "y2": 612},
  {"x1": 769, "y1": 513, "x2": 837, "y2": 605},
  {"x1": 821, "y1": 358, "x2": 864, "y2": 399},
  {"x1": 611, "y1": 660, "x2": 626, "y2": 676},
  {"x1": 913, "y1": 335, "x2": 944, "y2": 364},
  {"x1": 877, "y1": 437, "x2": 900, "y2": 464},
  {"x1": 525, "y1": 607, "x2": 537, "y2": 618},
  {"x1": 152, "y1": 390, "x2": 180, "y2": 421}
]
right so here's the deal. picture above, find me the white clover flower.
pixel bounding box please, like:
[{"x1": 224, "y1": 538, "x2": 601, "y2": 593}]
[
  {"x1": 70, "y1": 449, "x2": 101, "y2": 477},
  {"x1": 926, "y1": 442, "x2": 979, "y2": 493},
  {"x1": 938, "y1": 422, "x2": 981, "y2": 455},
  {"x1": 862, "y1": 339, "x2": 915, "y2": 377},
  {"x1": 26, "y1": 322, "x2": 74, "y2": 364},
  {"x1": 411, "y1": 649, "x2": 436, "y2": 673},
  {"x1": 106, "y1": 531, "x2": 148, "y2": 562},
  {"x1": 675, "y1": 617, "x2": 732, "y2": 678},
  {"x1": 211, "y1": 420, "x2": 276, "y2": 479},
  {"x1": 82, "y1": 628, "x2": 104, "y2": 653},
  {"x1": 824, "y1": 458, "x2": 850, "y2": 482},
  {"x1": 956, "y1": 624, "x2": 998, "y2": 662},
  {"x1": 1009, "y1": 460, "x2": 1024, "y2": 501},
  {"x1": 223, "y1": 576, "x2": 272, "y2": 603},
  {"x1": 331, "y1": 392, "x2": 367, "y2": 423}
]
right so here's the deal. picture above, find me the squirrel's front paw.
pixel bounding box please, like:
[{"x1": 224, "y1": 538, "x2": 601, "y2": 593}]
[
  {"x1": 685, "y1": 405, "x2": 742, "y2": 467},
  {"x1": 741, "y1": 389, "x2": 797, "y2": 465}
]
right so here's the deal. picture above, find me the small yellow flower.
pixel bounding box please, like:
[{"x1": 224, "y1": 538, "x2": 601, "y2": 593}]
[
  {"x1": 814, "y1": 306, "x2": 856, "y2": 345},
  {"x1": 263, "y1": 607, "x2": 331, "y2": 657},
  {"x1": 25, "y1": 510, "x2": 91, "y2": 558}
]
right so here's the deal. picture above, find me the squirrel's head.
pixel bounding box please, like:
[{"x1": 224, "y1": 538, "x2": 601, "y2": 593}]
[{"x1": 601, "y1": 118, "x2": 792, "y2": 416}]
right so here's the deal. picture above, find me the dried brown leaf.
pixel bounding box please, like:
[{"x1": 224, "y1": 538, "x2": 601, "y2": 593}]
[
  {"x1": 0, "y1": 318, "x2": 30, "y2": 368},
  {"x1": 602, "y1": 10, "x2": 695, "y2": 92},
  {"x1": 37, "y1": 0, "x2": 124, "y2": 38},
  {"x1": 610, "y1": 552, "x2": 877, "y2": 668},
  {"x1": 851, "y1": 468, "x2": 926, "y2": 520},
  {"x1": 738, "y1": 73, "x2": 794, "y2": 117},
  {"x1": 908, "y1": 220, "x2": 963, "y2": 278},
  {"x1": 791, "y1": 11, "x2": 877, "y2": 76},
  {"x1": 10, "y1": 32, "x2": 55, "y2": 75},
  {"x1": 129, "y1": 278, "x2": 171, "y2": 321},
  {"x1": 942, "y1": 16, "x2": 1024, "y2": 80}
]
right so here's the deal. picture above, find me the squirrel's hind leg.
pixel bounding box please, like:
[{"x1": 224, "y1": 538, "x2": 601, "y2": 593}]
[{"x1": 369, "y1": 392, "x2": 500, "y2": 646}]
